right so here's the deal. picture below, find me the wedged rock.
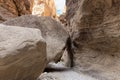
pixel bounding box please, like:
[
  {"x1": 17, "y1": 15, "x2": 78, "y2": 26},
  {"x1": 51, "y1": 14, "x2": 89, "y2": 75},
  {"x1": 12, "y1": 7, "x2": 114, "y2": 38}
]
[
  {"x1": 3, "y1": 15, "x2": 69, "y2": 63},
  {"x1": 66, "y1": 0, "x2": 120, "y2": 80},
  {"x1": 0, "y1": 24, "x2": 46, "y2": 80}
]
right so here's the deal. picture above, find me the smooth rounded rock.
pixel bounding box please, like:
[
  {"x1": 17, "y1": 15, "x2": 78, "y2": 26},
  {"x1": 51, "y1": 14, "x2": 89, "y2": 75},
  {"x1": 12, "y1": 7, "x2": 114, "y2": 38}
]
[{"x1": 0, "y1": 24, "x2": 47, "y2": 80}]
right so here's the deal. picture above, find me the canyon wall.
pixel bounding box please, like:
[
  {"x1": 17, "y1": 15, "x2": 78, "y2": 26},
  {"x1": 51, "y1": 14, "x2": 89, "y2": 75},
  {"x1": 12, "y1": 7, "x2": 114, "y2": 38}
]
[
  {"x1": 32, "y1": 0, "x2": 56, "y2": 18},
  {"x1": 0, "y1": 0, "x2": 33, "y2": 22},
  {"x1": 66, "y1": 0, "x2": 120, "y2": 80},
  {"x1": 0, "y1": 0, "x2": 56, "y2": 23}
]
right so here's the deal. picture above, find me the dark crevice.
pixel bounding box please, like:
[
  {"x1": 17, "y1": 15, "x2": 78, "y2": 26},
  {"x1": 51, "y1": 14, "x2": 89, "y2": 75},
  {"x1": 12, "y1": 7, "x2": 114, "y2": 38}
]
[{"x1": 13, "y1": 0, "x2": 21, "y2": 16}]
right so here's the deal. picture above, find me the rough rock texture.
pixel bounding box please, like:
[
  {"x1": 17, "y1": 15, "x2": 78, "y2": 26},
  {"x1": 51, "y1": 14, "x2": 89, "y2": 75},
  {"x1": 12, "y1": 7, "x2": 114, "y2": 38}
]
[
  {"x1": 65, "y1": 0, "x2": 120, "y2": 80},
  {"x1": 0, "y1": 24, "x2": 46, "y2": 80},
  {"x1": 0, "y1": 0, "x2": 56, "y2": 23},
  {"x1": 38, "y1": 71, "x2": 97, "y2": 80},
  {"x1": 0, "y1": 0, "x2": 34, "y2": 22},
  {"x1": 3, "y1": 15, "x2": 69, "y2": 63},
  {"x1": 59, "y1": 13, "x2": 67, "y2": 26},
  {"x1": 32, "y1": 0, "x2": 56, "y2": 18},
  {"x1": 12, "y1": 0, "x2": 34, "y2": 15},
  {"x1": 38, "y1": 0, "x2": 120, "y2": 80},
  {"x1": 0, "y1": 0, "x2": 17, "y2": 22}
]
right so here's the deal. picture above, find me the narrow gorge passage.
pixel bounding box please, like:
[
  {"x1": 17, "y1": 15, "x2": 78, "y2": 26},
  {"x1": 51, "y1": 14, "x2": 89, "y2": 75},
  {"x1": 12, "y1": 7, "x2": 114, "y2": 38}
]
[{"x1": 0, "y1": 0, "x2": 120, "y2": 80}]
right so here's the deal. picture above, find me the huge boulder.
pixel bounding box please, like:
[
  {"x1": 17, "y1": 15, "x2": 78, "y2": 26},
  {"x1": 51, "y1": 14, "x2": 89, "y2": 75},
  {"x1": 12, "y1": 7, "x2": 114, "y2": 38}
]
[
  {"x1": 66, "y1": 0, "x2": 120, "y2": 80},
  {"x1": 3, "y1": 15, "x2": 69, "y2": 63},
  {"x1": 0, "y1": 24, "x2": 46, "y2": 80}
]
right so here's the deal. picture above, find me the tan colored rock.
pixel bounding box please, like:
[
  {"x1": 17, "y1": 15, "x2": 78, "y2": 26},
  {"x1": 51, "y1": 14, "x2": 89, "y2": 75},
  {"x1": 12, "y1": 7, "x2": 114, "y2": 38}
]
[
  {"x1": 59, "y1": 13, "x2": 67, "y2": 26},
  {"x1": 13, "y1": 0, "x2": 34, "y2": 15},
  {"x1": 0, "y1": 24, "x2": 46, "y2": 80},
  {"x1": 0, "y1": 0, "x2": 17, "y2": 22},
  {"x1": 32, "y1": 0, "x2": 56, "y2": 18},
  {"x1": 0, "y1": 0, "x2": 34, "y2": 22},
  {"x1": 66, "y1": 0, "x2": 120, "y2": 80},
  {"x1": 0, "y1": 0, "x2": 56, "y2": 23},
  {"x1": 3, "y1": 15, "x2": 69, "y2": 63},
  {"x1": 0, "y1": 6, "x2": 17, "y2": 23},
  {"x1": 0, "y1": 0, "x2": 18, "y2": 15}
]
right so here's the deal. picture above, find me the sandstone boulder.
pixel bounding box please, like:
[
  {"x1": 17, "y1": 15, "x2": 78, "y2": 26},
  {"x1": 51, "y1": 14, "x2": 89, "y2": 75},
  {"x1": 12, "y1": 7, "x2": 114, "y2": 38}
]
[
  {"x1": 0, "y1": 24, "x2": 46, "y2": 80},
  {"x1": 66, "y1": 0, "x2": 120, "y2": 80},
  {"x1": 3, "y1": 15, "x2": 69, "y2": 63}
]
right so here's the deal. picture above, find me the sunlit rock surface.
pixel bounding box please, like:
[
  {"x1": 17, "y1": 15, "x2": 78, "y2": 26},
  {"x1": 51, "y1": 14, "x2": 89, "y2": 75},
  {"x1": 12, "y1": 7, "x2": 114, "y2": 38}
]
[
  {"x1": 32, "y1": 0, "x2": 56, "y2": 18},
  {"x1": 0, "y1": 0, "x2": 56, "y2": 23},
  {"x1": 0, "y1": 24, "x2": 46, "y2": 80},
  {"x1": 3, "y1": 15, "x2": 69, "y2": 63}
]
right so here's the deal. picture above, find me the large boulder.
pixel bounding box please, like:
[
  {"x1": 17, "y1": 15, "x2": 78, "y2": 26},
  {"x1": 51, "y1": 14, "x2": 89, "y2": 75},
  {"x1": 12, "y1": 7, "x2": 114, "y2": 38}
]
[
  {"x1": 66, "y1": 0, "x2": 120, "y2": 80},
  {"x1": 0, "y1": 24, "x2": 46, "y2": 80},
  {"x1": 3, "y1": 15, "x2": 69, "y2": 63}
]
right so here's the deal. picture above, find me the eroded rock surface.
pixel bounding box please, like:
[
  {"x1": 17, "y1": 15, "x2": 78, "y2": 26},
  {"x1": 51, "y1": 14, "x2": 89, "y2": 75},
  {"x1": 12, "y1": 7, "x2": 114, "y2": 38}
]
[
  {"x1": 65, "y1": 0, "x2": 120, "y2": 80},
  {"x1": 0, "y1": 24, "x2": 46, "y2": 80},
  {"x1": 0, "y1": 0, "x2": 17, "y2": 22},
  {"x1": 32, "y1": 0, "x2": 56, "y2": 18},
  {"x1": 0, "y1": 0, "x2": 34, "y2": 22},
  {"x1": 37, "y1": 0, "x2": 120, "y2": 80},
  {"x1": 0, "y1": 0, "x2": 56, "y2": 23},
  {"x1": 3, "y1": 15, "x2": 69, "y2": 63}
]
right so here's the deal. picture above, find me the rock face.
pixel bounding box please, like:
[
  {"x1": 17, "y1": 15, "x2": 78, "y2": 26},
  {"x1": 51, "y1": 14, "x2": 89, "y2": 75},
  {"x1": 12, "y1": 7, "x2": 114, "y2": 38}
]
[
  {"x1": 32, "y1": 0, "x2": 56, "y2": 18},
  {"x1": 0, "y1": 0, "x2": 34, "y2": 22},
  {"x1": 3, "y1": 15, "x2": 69, "y2": 63},
  {"x1": 66, "y1": 0, "x2": 120, "y2": 80},
  {"x1": 0, "y1": 0, "x2": 56, "y2": 23},
  {"x1": 0, "y1": 0, "x2": 17, "y2": 22},
  {"x1": 12, "y1": 0, "x2": 34, "y2": 15},
  {"x1": 0, "y1": 24, "x2": 46, "y2": 80}
]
